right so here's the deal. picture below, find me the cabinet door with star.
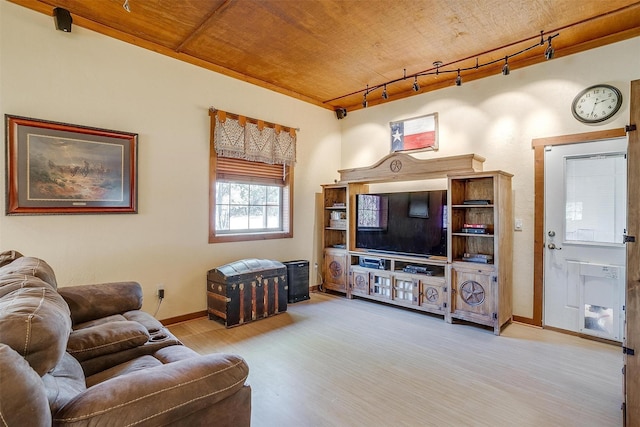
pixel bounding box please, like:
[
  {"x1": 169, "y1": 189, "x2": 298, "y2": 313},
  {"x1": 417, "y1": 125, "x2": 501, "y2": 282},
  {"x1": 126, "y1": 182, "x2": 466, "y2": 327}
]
[
  {"x1": 450, "y1": 264, "x2": 498, "y2": 331},
  {"x1": 323, "y1": 248, "x2": 348, "y2": 293}
]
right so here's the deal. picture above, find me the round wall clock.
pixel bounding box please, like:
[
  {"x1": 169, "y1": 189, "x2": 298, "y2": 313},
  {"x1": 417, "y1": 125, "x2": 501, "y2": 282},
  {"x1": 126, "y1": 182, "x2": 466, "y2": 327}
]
[{"x1": 571, "y1": 84, "x2": 622, "y2": 123}]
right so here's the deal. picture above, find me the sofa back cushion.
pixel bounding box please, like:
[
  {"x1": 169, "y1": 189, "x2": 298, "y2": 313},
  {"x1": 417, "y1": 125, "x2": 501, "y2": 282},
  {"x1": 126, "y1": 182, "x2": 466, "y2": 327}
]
[
  {"x1": 0, "y1": 256, "x2": 58, "y2": 290},
  {"x1": 0, "y1": 284, "x2": 71, "y2": 375},
  {"x1": 59, "y1": 282, "x2": 143, "y2": 325},
  {"x1": 0, "y1": 249, "x2": 23, "y2": 267}
]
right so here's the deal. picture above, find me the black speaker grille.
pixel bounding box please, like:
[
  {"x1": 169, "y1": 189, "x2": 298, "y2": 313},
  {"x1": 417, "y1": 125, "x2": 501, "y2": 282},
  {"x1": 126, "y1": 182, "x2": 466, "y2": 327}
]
[{"x1": 283, "y1": 260, "x2": 310, "y2": 303}]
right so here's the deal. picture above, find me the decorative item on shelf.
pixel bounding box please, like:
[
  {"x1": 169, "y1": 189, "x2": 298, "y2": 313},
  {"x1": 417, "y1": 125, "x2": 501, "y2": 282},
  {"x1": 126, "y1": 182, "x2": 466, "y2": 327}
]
[
  {"x1": 460, "y1": 223, "x2": 491, "y2": 234},
  {"x1": 460, "y1": 227, "x2": 488, "y2": 234},
  {"x1": 462, "y1": 253, "x2": 494, "y2": 264},
  {"x1": 330, "y1": 210, "x2": 347, "y2": 228},
  {"x1": 330, "y1": 219, "x2": 347, "y2": 229},
  {"x1": 462, "y1": 199, "x2": 491, "y2": 205},
  {"x1": 332, "y1": 202, "x2": 346, "y2": 207}
]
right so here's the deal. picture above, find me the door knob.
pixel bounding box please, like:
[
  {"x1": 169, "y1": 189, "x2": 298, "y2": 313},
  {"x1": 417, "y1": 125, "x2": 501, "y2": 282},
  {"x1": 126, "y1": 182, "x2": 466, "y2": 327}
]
[{"x1": 547, "y1": 243, "x2": 562, "y2": 250}]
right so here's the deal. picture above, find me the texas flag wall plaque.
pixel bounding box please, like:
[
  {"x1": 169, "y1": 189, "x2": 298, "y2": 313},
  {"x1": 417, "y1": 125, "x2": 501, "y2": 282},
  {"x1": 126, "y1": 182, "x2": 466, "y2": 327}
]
[{"x1": 390, "y1": 113, "x2": 438, "y2": 153}]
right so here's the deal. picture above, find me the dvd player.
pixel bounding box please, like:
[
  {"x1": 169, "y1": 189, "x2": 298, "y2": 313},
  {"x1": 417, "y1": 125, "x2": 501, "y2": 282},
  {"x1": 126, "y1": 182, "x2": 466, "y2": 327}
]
[
  {"x1": 403, "y1": 265, "x2": 433, "y2": 275},
  {"x1": 359, "y1": 257, "x2": 390, "y2": 270}
]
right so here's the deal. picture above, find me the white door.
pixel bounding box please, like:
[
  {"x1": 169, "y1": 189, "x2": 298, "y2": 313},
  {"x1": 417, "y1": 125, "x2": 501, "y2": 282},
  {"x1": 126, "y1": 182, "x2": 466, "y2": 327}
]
[{"x1": 544, "y1": 138, "x2": 627, "y2": 341}]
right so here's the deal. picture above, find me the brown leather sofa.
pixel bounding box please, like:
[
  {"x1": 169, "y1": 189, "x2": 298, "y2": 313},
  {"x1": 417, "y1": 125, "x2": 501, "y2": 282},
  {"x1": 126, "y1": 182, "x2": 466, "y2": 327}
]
[{"x1": 0, "y1": 250, "x2": 251, "y2": 426}]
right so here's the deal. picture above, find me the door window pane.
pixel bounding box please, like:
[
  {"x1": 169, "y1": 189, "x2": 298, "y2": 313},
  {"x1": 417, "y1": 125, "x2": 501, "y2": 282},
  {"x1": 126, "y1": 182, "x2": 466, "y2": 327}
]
[{"x1": 565, "y1": 153, "x2": 626, "y2": 244}]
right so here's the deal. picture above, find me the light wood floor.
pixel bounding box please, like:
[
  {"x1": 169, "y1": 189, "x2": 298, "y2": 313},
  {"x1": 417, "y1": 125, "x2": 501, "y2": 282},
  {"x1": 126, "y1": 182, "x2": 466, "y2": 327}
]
[{"x1": 168, "y1": 292, "x2": 622, "y2": 427}]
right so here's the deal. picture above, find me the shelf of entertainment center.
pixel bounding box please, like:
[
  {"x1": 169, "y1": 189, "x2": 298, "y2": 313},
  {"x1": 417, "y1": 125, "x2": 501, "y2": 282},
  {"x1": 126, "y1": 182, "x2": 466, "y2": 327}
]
[
  {"x1": 348, "y1": 252, "x2": 448, "y2": 317},
  {"x1": 348, "y1": 252, "x2": 447, "y2": 277}
]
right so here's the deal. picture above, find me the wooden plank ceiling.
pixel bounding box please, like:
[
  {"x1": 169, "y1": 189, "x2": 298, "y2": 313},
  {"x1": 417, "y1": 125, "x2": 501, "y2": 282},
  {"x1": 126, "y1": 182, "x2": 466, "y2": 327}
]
[{"x1": 9, "y1": 0, "x2": 640, "y2": 112}]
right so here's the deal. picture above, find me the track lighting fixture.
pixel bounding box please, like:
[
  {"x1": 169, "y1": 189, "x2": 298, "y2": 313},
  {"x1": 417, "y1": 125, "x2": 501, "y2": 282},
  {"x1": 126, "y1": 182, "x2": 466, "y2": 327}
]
[
  {"x1": 123, "y1": 0, "x2": 131, "y2": 12},
  {"x1": 340, "y1": 30, "x2": 559, "y2": 108},
  {"x1": 502, "y1": 56, "x2": 510, "y2": 75},
  {"x1": 544, "y1": 37, "x2": 554, "y2": 60}
]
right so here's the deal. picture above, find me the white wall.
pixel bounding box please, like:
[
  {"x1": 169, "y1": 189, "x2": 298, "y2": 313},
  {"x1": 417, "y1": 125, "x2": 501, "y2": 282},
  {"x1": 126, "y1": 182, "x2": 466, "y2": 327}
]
[
  {"x1": 0, "y1": 2, "x2": 341, "y2": 319},
  {"x1": 340, "y1": 37, "x2": 640, "y2": 318},
  {"x1": 3, "y1": 2, "x2": 639, "y2": 321}
]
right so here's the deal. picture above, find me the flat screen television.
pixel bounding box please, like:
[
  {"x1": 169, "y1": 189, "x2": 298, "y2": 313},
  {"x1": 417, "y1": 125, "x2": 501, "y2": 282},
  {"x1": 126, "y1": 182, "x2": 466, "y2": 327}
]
[{"x1": 355, "y1": 190, "x2": 447, "y2": 258}]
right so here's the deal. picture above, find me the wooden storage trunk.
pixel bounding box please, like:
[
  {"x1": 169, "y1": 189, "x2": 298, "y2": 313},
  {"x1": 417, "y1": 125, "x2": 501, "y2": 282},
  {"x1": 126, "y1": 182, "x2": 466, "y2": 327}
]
[{"x1": 207, "y1": 259, "x2": 288, "y2": 328}]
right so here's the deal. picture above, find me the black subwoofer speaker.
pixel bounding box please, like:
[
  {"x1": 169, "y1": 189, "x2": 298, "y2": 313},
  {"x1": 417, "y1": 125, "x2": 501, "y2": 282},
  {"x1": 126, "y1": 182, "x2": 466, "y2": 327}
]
[
  {"x1": 283, "y1": 260, "x2": 310, "y2": 303},
  {"x1": 53, "y1": 7, "x2": 73, "y2": 32}
]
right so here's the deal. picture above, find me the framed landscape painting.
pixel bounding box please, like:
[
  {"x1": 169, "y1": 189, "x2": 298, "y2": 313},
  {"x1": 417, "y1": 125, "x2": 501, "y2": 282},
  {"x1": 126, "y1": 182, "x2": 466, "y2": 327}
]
[{"x1": 5, "y1": 115, "x2": 138, "y2": 215}]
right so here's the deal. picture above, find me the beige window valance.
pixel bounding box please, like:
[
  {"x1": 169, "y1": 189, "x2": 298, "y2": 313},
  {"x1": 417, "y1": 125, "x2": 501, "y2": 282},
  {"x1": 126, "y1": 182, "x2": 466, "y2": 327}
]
[{"x1": 209, "y1": 108, "x2": 297, "y2": 166}]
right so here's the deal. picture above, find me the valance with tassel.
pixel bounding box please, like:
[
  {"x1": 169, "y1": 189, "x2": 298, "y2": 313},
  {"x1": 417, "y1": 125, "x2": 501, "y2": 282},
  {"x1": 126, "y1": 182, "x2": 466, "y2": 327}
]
[{"x1": 209, "y1": 108, "x2": 297, "y2": 166}]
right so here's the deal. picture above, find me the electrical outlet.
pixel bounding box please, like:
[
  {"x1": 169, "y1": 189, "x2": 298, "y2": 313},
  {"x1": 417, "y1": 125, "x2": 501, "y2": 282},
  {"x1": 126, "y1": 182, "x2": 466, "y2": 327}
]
[{"x1": 156, "y1": 284, "x2": 165, "y2": 299}]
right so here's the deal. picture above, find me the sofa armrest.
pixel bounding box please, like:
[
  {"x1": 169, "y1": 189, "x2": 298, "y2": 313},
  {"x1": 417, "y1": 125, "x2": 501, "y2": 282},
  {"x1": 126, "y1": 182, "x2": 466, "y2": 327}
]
[
  {"x1": 53, "y1": 353, "x2": 250, "y2": 426},
  {"x1": 59, "y1": 282, "x2": 143, "y2": 325}
]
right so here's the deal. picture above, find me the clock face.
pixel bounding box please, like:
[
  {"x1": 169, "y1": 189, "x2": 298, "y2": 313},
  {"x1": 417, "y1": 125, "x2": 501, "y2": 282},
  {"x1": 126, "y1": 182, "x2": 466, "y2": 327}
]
[{"x1": 571, "y1": 84, "x2": 622, "y2": 123}]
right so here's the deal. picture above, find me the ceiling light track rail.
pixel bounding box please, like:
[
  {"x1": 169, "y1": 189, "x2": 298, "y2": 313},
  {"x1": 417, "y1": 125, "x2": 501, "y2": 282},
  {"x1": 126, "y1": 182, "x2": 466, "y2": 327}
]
[{"x1": 331, "y1": 30, "x2": 559, "y2": 111}]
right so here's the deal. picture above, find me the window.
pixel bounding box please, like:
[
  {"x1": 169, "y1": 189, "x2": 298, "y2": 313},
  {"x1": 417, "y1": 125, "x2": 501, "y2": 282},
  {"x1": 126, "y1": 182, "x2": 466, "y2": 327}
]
[
  {"x1": 210, "y1": 156, "x2": 293, "y2": 243},
  {"x1": 208, "y1": 108, "x2": 296, "y2": 243},
  {"x1": 216, "y1": 182, "x2": 281, "y2": 231}
]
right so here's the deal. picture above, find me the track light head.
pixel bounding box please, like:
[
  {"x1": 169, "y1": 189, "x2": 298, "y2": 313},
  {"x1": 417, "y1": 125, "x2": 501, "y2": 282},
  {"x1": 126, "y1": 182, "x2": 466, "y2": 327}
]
[
  {"x1": 382, "y1": 85, "x2": 388, "y2": 99},
  {"x1": 502, "y1": 57, "x2": 510, "y2": 75},
  {"x1": 544, "y1": 38, "x2": 554, "y2": 60},
  {"x1": 455, "y1": 69, "x2": 462, "y2": 86},
  {"x1": 362, "y1": 94, "x2": 368, "y2": 108},
  {"x1": 412, "y1": 77, "x2": 420, "y2": 92}
]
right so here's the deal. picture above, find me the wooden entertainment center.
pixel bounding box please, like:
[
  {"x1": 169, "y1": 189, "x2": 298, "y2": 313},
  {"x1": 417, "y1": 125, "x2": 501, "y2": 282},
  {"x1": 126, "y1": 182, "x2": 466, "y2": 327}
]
[{"x1": 321, "y1": 152, "x2": 513, "y2": 335}]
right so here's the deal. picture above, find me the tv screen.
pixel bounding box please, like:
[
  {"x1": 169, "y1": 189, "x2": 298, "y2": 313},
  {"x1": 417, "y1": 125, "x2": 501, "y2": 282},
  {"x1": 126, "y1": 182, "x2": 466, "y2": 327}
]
[{"x1": 355, "y1": 190, "x2": 447, "y2": 258}]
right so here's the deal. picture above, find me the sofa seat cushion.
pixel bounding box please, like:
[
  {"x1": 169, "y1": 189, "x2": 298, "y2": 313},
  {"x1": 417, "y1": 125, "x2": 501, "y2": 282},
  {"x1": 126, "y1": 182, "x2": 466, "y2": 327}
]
[
  {"x1": 0, "y1": 256, "x2": 58, "y2": 289},
  {"x1": 54, "y1": 353, "x2": 250, "y2": 426},
  {"x1": 85, "y1": 355, "x2": 163, "y2": 387},
  {"x1": 74, "y1": 314, "x2": 127, "y2": 330},
  {"x1": 0, "y1": 285, "x2": 71, "y2": 375},
  {"x1": 0, "y1": 343, "x2": 51, "y2": 427},
  {"x1": 67, "y1": 320, "x2": 150, "y2": 362},
  {"x1": 153, "y1": 344, "x2": 200, "y2": 363}
]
